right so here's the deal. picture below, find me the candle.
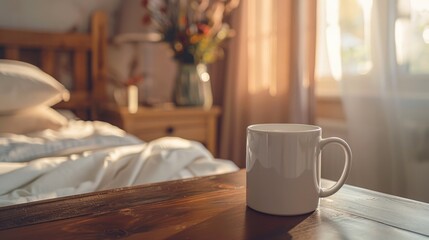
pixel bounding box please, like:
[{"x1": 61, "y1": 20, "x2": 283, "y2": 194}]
[{"x1": 128, "y1": 85, "x2": 138, "y2": 114}]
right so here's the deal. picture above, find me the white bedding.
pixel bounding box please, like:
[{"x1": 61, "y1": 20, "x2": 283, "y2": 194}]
[{"x1": 0, "y1": 120, "x2": 238, "y2": 206}]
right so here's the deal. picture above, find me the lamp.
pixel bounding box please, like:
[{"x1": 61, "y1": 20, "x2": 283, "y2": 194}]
[{"x1": 111, "y1": 0, "x2": 176, "y2": 111}]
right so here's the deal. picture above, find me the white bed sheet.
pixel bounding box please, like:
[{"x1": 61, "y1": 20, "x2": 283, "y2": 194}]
[{"x1": 0, "y1": 120, "x2": 238, "y2": 206}]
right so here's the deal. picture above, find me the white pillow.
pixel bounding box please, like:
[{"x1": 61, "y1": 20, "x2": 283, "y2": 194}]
[
  {"x1": 0, "y1": 60, "x2": 70, "y2": 113},
  {"x1": 0, "y1": 106, "x2": 68, "y2": 134}
]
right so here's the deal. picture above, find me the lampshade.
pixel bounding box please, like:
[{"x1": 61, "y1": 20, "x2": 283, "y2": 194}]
[{"x1": 114, "y1": 0, "x2": 162, "y2": 43}]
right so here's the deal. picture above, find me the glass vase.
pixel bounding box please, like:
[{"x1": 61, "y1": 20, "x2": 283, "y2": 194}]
[{"x1": 173, "y1": 63, "x2": 213, "y2": 110}]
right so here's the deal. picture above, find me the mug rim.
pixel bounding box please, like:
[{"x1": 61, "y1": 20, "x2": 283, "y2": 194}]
[{"x1": 248, "y1": 123, "x2": 321, "y2": 133}]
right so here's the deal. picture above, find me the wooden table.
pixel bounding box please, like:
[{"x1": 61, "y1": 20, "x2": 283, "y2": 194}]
[{"x1": 0, "y1": 170, "x2": 428, "y2": 239}]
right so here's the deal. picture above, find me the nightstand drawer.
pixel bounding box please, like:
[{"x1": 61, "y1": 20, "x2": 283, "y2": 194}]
[
  {"x1": 99, "y1": 106, "x2": 221, "y2": 155},
  {"x1": 125, "y1": 117, "x2": 207, "y2": 142},
  {"x1": 132, "y1": 124, "x2": 207, "y2": 142}
]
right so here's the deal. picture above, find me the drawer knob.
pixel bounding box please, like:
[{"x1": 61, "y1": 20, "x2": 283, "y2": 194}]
[{"x1": 166, "y1": 126, "x2": 175, "y2": 135}]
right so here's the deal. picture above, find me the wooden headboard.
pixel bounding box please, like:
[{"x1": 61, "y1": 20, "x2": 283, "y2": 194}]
[{"x1": 0, "y1": 11, "x2": 108, "y2": 120}]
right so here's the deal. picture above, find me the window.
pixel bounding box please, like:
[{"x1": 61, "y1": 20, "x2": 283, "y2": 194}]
[
  {"x1": 316, "y1": 0, "x2": 372, "y2": 78},
  {"x1": 396, "y1": 0, "x2": 429, "y2": 75},
  {"x1": 316, "y1": 0, "x2": 429, "y2": 97}
]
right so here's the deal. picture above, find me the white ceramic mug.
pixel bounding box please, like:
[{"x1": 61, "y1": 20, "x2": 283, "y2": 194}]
[{"x1": 246, "y1": 124, "x2": 352, "y2": 215}]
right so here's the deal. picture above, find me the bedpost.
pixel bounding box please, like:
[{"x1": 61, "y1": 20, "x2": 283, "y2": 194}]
[{"x1": 91, "y1": 11, "x2": 108, "y2": 120}]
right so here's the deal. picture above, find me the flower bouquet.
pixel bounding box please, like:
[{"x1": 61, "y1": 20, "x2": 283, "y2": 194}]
[
  {"x1": 142, "y1": 0, "x2": 239, "y2": 64},
  {"x1": 142, "y1": 0, "x2": 239, "y2": 108}
]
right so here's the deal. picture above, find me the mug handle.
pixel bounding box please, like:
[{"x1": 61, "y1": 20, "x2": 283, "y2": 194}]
[{"x1": 318, "y1": 137, "x2": 352, "y2": 198}]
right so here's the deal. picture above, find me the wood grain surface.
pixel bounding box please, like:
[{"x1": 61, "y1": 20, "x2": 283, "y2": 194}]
[{"x1": 0, "y1": 170, "x2": 428, "y2": 240}]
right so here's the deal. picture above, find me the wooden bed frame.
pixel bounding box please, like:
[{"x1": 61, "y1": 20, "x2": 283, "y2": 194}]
[{"x1": 0, "y1": 11, "x2": 108, "y2": 120}]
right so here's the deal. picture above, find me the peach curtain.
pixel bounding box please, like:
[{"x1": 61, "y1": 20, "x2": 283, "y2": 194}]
[{"x1": 218, "y1": 0, "x2": 317, "y2": 167}]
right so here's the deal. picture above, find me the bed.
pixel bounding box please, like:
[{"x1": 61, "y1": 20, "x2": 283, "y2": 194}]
[{"x1": 0, "y1": 11, "x2": 238, "y2": 207}]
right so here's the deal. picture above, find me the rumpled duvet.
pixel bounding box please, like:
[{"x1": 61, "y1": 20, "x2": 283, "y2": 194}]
[{"x1": 0, "y1": 120, "x2": 238, "y2": 206}]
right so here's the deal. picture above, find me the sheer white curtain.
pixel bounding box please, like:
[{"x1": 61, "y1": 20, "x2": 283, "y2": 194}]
[
  {"x1": 339, "y1": 0, "x2": 398, "y2": 195},
  {"x1": 320, "y1": 0, "x2": 429, "y2": 202}
]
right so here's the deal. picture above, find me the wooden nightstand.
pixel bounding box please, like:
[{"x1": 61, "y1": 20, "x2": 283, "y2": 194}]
[{"x1": 98, "y1": 105, "x2": 221, "y2": 156}]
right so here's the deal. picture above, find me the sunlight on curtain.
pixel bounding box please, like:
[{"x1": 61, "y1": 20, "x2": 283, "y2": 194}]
[
  {"x1": 323, "y1": 0, "x2": 342, "y2": 80},
  {"x1": 247, "y1": 0, "x2": 278, "y2": 96}
]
